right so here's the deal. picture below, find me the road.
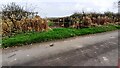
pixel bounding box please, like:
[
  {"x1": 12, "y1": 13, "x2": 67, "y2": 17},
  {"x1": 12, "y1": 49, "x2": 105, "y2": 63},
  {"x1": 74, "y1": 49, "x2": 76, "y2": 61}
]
[{"x1": 1, "y1": 30, "x2": 119, "y2": 66}]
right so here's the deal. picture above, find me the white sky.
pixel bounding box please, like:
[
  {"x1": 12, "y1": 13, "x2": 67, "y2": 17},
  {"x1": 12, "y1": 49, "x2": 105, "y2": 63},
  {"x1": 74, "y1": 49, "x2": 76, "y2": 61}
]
[{"x1": 0, "y1": 0, "x2": 119, "y2": 18}]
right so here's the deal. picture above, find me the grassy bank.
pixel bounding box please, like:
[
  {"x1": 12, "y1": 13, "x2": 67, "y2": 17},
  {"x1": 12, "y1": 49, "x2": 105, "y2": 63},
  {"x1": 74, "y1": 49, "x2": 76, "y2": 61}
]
[{"x1": 2, "y1": 24, "x2": 120, "y2": 48}]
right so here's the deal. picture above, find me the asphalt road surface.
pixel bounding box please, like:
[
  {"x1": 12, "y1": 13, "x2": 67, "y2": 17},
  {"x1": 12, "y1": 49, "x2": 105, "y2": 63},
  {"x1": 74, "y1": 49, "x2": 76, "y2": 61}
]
[{"x1": 1, "y1": 30, "x2": 119, "y2": 66}]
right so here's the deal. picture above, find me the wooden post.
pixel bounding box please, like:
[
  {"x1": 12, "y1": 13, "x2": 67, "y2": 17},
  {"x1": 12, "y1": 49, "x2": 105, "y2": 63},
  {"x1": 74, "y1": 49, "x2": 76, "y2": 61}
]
[
  {"x1": 58, "y1": 18, "x2": 60, "y2": 26},
  {"x1": 63, "y1": 18, "x2": 64, "y2": 27}
]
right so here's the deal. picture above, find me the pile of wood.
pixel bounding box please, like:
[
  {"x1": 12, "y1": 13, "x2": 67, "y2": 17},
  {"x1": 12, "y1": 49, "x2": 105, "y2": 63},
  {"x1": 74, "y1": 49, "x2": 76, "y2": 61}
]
[{"x1": 1, "y1": 15, "x2": 52, "y2": 37}]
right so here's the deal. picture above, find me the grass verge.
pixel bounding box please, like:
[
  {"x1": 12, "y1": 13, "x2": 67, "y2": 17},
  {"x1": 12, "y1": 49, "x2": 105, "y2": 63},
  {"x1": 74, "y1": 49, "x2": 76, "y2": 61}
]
[{"x1": 2, "y1": 24, "x2": 120, "y2": 48}]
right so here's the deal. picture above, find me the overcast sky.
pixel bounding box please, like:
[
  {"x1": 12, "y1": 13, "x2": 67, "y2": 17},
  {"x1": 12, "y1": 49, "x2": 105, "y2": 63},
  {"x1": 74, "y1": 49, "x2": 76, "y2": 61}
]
[{"x1": 0, "y1": 0, "x2": 118, "y2": 18}]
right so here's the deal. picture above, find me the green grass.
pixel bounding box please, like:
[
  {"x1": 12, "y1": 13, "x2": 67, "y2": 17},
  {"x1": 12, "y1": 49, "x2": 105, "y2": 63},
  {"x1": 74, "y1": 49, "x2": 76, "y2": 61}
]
[
  {"x1": 48, "y1": 21, "x2": 54, "y2": 26},
  {"x1": 2, "y1": 24, "x2": 120, "y2": 48}
]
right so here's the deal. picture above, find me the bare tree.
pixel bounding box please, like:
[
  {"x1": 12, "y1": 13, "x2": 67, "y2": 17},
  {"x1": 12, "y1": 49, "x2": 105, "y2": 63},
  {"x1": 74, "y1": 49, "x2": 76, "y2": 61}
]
[
  {"x1": 113, "y1": 1, "x2": 120, "y2": 13},
  {"x1": 118, "y1": 1, "x2": 120, "y2": 13},
  {"x1": 1, "y1": 2, "x2": 36, "y2": 30}
]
